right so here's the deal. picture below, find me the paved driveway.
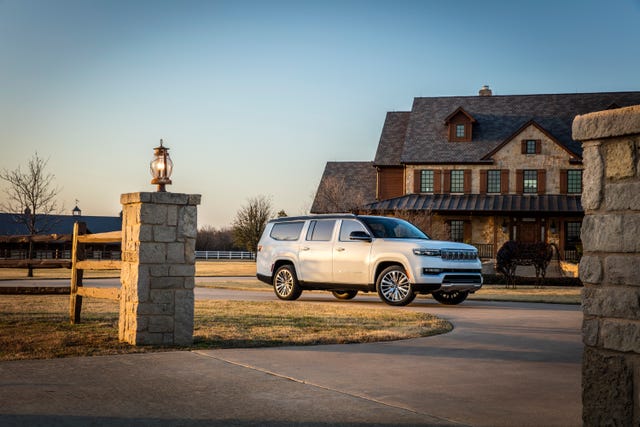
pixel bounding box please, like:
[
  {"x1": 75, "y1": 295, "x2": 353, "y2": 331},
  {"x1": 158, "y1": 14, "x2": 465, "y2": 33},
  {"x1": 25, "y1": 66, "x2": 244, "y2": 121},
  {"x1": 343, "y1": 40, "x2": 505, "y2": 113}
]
[
  {"x1": 0, "y1": 284, "x2": 582, "y2": 426},
  {"x1": 197, "y1": 291, "x2": 582, "y2": 427}
]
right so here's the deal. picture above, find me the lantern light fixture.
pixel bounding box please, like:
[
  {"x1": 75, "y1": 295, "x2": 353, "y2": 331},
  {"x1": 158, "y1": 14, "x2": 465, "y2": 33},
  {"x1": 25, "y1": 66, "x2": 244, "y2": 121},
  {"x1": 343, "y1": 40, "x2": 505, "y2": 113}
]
[{"x1": 150, "y1": 139, "x2": 173, "y2": 192}]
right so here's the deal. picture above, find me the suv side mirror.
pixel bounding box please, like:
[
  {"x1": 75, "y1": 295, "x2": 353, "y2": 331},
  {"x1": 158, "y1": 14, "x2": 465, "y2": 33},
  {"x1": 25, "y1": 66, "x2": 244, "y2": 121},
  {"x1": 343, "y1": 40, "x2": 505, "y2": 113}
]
[{"x1": 349, "y1": 231, "x2": 372, "y2": 242}]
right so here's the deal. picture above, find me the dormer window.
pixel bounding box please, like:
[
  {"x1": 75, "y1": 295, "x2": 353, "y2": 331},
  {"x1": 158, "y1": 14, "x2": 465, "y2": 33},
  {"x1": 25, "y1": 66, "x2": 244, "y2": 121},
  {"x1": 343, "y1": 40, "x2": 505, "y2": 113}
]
[{"x1": 445, "y1": 107, "x2": 476, "y2": 142}]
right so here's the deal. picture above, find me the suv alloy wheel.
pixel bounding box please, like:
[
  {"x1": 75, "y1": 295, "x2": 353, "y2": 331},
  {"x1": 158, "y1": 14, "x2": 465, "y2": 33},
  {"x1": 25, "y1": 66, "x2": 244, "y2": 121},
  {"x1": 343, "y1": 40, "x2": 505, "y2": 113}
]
[
  {"x1": 376, "y1": 265, "x2": 417, "y2": 306},
  {"x1": 273, "y1": 264, "x2": 302, "y2": 300}
]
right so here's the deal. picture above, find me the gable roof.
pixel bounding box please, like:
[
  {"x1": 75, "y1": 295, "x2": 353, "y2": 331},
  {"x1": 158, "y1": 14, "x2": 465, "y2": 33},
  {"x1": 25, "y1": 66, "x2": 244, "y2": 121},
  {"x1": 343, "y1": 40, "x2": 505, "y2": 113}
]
[
  {"x1": 0, "y1": 213, "x2": 122, "y2": 236},
  {"x1": 373, "y1": 112, "x2": 411, "y2": 166},
  {"x1": 481, "y1": 119, "x2": 579, "y2": 161},
  {"x1": 444, "y1": 107, "x2": 476, "y2": 124},
  {"x1": 373, "y1": 91, "x2": 640, "y2": 165},
  {"x1": 310, "y1": 161, "x2": 376, "y2": 213}
]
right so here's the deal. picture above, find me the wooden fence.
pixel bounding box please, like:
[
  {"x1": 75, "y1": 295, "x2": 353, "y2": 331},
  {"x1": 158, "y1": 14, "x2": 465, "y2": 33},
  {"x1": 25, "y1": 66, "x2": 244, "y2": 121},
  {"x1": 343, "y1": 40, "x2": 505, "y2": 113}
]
[
  {"x1": 69, "y1": 222, "x2": 122, "y2": 324},
  {"x1": 195, "y1": 250, "x2": 255, "y2": 260}
]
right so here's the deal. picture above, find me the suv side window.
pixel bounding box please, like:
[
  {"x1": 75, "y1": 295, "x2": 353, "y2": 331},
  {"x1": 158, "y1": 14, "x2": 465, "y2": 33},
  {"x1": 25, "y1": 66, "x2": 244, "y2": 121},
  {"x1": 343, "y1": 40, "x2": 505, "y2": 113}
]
[
  {"x1": 339, "y1": 219, "x2": 368, "y2": 241},
  {"x1": 306, "y1": 220, "x2": 336, "y2": 241},
  {"x1": 270, "y1": 221, "x2": 304, "y2": 241}
]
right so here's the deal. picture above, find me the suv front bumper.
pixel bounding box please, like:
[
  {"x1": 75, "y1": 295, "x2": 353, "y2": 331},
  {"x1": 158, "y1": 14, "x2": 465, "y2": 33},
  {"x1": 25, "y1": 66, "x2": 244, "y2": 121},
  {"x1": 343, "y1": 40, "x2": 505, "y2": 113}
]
[{"x1": 413, "y1": 269, "x2": 483, "y2": 294}]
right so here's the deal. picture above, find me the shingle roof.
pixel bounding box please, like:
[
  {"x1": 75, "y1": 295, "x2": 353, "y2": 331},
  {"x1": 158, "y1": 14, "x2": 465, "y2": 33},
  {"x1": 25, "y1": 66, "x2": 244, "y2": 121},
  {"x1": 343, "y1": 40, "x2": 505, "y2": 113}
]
[
  {"x1": 310, "y1": 162, "x2": 377, "y2": 213},
  {"x1": 365, "y1": 194, "x2": 582, "y2": 214},
  {"x1": 373, "y1": 112, "x2": 411, "y2": 166},
  {"x1": 0, "y1": 213, "x2": 121, "y2": 236},
  {"x1": 374, "y1": 91, "x2": 640, "y2": 165}
]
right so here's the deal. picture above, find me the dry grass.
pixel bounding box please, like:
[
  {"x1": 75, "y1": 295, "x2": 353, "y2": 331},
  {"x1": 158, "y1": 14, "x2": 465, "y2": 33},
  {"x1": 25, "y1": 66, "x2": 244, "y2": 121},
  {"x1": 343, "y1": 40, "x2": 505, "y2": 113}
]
[
  {"x1": 0, "y1": 295, "x2": 450, "y2": 361},
  {"x1": 195, "y1": 261, "x2": 255, "y2": 277},
  {"x1": 0, "y1": 261, "x2": 255, "y2": 280},
  {"x1": 466, "y1": 285, "x2": 581, "y2": 304}
]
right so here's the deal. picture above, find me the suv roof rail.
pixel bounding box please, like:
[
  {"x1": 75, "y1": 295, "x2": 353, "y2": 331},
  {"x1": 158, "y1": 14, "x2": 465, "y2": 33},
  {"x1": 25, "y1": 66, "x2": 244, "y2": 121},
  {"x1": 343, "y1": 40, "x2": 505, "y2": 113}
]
[{"x1": 269, "y1": 213, "x2": 357, "y2": 223}]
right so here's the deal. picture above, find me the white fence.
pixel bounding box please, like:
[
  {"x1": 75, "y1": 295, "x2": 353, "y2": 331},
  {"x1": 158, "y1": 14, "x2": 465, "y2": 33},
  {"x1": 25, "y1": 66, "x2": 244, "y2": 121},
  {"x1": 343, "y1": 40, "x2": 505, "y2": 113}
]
[{"x1": 195, "y1": 251, "x2": 255, "y2": 260}]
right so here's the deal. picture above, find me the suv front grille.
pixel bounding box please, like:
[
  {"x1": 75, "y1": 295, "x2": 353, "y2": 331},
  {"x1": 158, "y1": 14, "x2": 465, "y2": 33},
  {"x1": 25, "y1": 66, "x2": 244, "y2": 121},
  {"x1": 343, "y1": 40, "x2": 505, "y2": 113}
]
[{"x1": 440, "y1": 249, "x2": 478, "y2": 261}]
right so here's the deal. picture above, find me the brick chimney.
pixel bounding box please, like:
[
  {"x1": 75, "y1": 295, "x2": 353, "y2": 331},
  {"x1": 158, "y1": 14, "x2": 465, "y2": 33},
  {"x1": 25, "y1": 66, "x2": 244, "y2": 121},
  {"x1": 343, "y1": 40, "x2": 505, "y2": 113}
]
[{"x1": 479, "y1": 85, "x2": 492, "y2": 96}]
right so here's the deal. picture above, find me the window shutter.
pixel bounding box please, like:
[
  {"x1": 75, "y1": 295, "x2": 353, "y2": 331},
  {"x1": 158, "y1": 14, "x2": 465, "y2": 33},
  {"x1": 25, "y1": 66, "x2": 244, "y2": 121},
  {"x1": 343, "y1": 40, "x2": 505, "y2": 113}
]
[
  {"x1": 501, "y1": 169, "x2": 510, "y2": 193},
  {"x1": 479, "y1": 170, "x2": 488, "y2": 194},
  {"x1": 521, "y1": 141, "x2": 527, "y2": 154},
  {"x1": 538, "y1": 169, "x2": 546, "y2": 194},
  {"x1": 463, "y1": 221, "x2": 472, "y2": 243},
  {"x1": 463, "y1": 170, "x2": 472, "y2": 194},
  {"x1": 443, "y1": 170, "x2": 451, "y2": 193},
  {"x1": 560, "y1": 169, "x2": 568, "y2": 194},
  {"x1": 535, "y1": 140, "x2": 542, "y2": 154},
  {"x1": 434, "y1": 170, "x2": 442, "y2": 194},
  {"x1": 516, "y1": 169, "x2": 524, "y2": 194},
  {"x1": 414, "y1": 170, "x2": 422, "y2": 193}
]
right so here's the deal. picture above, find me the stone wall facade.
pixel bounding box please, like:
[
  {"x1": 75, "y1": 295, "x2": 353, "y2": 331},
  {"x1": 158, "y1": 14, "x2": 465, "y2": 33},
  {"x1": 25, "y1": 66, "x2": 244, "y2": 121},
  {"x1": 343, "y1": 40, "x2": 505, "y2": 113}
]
[
  {"x1": 119, "y1": 192, "x2": 201, "y2": 346},
  {"x1": 573, "y1": 105, "x2": 640, "y2": 426},
  {"x1": 405, "y1": 122, "x2": 580, "y2": 195}
]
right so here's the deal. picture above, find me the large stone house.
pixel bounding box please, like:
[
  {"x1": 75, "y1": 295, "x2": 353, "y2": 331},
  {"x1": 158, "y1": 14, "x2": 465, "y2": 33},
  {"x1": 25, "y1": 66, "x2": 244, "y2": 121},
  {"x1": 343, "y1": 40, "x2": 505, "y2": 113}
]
[{"x1": 311, "y1": 87, "x2": 640, "y2": 260}]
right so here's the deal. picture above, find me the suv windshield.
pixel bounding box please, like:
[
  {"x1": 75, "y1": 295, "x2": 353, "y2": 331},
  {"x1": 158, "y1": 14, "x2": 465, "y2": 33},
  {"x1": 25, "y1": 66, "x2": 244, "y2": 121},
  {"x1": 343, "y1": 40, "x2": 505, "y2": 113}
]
[{"x1": 360, "y1": 216, "x2": 429, "y2": 239}]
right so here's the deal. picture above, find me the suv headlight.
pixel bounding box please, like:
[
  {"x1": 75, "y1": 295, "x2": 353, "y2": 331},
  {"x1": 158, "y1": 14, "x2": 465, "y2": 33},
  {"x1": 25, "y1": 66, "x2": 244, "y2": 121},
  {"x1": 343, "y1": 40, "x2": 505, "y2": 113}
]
[{"x1": 413, "y1": 248, "x2": 441, "y2": 256}]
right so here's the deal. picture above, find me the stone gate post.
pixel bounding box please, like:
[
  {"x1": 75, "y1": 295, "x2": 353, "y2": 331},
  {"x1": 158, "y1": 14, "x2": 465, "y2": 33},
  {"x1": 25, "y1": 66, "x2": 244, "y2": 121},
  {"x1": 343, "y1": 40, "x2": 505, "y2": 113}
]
[
  {"x1": 573, "y1": 105, "x2": 640, "y2": 426},
  {"x1": 119, "y1": 192, "x2": 201, "y2": 346}
]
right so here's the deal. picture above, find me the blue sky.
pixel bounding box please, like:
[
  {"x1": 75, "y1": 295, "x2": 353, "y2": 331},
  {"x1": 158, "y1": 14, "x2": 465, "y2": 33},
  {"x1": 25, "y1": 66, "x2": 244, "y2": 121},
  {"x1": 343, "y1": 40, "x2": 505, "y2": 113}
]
[{"x1": 1, "y1": 0, "x2": 639, "y2": 228}]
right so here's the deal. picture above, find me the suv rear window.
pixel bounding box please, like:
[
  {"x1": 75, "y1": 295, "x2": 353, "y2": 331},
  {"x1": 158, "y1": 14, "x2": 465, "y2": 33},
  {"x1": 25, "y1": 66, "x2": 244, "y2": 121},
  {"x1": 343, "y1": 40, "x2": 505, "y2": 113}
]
[{"x1": 270, "y1": 222, "x2": 304, "y2": 241}]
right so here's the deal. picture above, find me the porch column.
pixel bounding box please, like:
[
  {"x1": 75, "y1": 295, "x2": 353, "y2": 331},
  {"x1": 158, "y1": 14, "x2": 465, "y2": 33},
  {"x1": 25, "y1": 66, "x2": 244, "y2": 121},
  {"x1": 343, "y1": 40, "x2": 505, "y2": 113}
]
[{"x1": 573, "y1": 105, "x2": 640, "y2": 426}]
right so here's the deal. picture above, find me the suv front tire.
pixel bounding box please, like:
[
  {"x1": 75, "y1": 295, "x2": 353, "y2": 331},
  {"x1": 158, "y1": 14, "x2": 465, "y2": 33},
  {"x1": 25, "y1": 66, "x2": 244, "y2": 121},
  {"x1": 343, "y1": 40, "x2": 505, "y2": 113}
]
[
  {"x1": 376, "y1": 265, "x2": 416, "y2": 306},
  {"x1": 431, "y1": 290, "x2": 469, "y2": 305}
]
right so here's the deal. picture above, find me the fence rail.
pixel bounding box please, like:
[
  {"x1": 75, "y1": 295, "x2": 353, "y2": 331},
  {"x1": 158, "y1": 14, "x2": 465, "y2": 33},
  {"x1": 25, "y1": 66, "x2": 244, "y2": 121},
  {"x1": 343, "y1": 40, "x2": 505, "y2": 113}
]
[
  {"x1": 195, "y1": 250, "x2": 255, "y2": 260},
  {"x1": 563, "y1": 250, "x2": 582, "y2": 263},
  {"x1": 473, "y1": 243, "x2": 495, "y2": 259},
  {"x1": 70, "y1": 223, "x2": 122, "y2": 324}
]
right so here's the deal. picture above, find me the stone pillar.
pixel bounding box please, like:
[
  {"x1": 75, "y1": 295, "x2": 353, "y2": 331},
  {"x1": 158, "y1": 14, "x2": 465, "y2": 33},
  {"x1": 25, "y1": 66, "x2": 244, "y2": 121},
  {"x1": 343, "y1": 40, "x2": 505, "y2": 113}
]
[
  {"x1": 119, "y1": 192, "x2": 201, "y2": 346},
  {"x1": 573, "y1": 105, "x2": 640, "y2": 426}
]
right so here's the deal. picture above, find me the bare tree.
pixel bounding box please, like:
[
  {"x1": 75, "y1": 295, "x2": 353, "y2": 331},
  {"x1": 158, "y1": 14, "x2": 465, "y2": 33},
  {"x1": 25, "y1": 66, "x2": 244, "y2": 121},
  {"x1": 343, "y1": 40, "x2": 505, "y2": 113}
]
[
  {"x1": 313, "y1": 175, "x2": 366, "y2": 213},
  {"x1": 196, "y1": 226, "x2": 240, "y2": 251},
  {"x1": 0, "y1": 152, "x2": 62, "y2": 276},
  {"x1": 232, "y1": 195, "x2": 273, "y2": 252}
]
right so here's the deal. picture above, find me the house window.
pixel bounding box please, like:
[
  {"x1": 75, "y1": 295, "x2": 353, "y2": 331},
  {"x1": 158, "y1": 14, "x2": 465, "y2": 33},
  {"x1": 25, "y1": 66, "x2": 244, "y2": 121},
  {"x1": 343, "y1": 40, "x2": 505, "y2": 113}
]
[
  {"x1": 487, "y1": 170, "x2": 501, "y2": 193},
  {"x1": 420, "y1": 170, "x2": 434, "y2": 193},
  {"x1": 565, "y1": 221, "x2": 582, "y2": 249},
  {"x1": 523, "y1": 170, "x2": 538, "y2": 193},
  {"x1": 456, "y1": 124, "x2": 465, "y2": 138},
  {"x1": 450, "y1": 170, "x2": 464, "y2": 193},
  {"x1": 567, "y1": 170, "x2": 582, "y2": 194},
  {"x1": 450, "y1": 220, "x2": 464, "y2": 242},
  {"x1": 525, "y1": 140, "x2": 537, "y2": 154}
]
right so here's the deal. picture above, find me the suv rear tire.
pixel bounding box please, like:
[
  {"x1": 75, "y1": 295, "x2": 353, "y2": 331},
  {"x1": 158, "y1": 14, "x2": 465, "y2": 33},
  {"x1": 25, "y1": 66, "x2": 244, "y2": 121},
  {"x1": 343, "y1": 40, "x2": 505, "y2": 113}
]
[
  {"x1": 273, "y1": 265, "x2": 302, "y2": 300},
  {"x1": 376, "y1": 265, "x2": 416, "y2": 306},
  {"x1": 431, "y1": 290, "x2": 469, "y2": 305},
  {"x1": 331, "y1": 290, "x2": 358, "y2": 300}
]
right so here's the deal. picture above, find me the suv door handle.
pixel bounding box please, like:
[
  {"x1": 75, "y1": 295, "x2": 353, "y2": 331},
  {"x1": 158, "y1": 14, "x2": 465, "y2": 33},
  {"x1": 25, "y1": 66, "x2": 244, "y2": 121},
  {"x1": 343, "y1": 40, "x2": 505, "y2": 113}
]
[
  {"x1": 301, "y1": 246, "x2": 310, "y2": 251},
  {"x1": 335, "y1": 247, "x2": 345, "y2": 252}
]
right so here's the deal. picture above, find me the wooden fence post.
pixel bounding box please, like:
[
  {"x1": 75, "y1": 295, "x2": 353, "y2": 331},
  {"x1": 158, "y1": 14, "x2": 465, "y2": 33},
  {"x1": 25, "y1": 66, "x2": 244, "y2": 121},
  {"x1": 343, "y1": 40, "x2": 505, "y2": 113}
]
[{"x1": 69, "y1": 222, "x2": 86, "y2": 324}]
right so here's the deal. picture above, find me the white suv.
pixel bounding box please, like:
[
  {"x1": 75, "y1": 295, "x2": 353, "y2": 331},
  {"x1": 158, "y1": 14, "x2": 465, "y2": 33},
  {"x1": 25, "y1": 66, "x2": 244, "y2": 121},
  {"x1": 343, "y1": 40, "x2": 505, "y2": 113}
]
[{"x1": 256, "y1": 214, "x2": 482, "y2": 306}]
